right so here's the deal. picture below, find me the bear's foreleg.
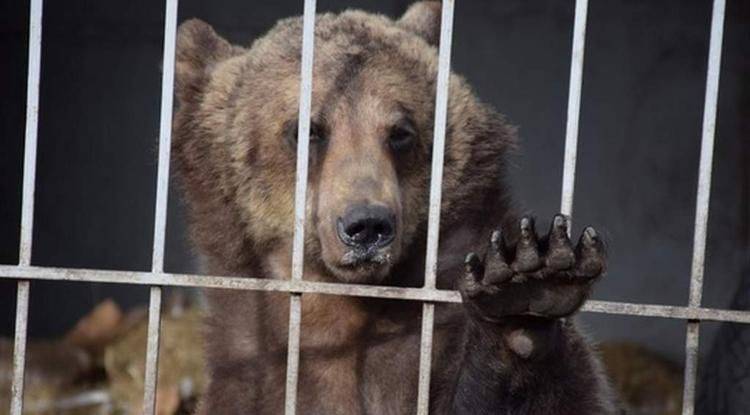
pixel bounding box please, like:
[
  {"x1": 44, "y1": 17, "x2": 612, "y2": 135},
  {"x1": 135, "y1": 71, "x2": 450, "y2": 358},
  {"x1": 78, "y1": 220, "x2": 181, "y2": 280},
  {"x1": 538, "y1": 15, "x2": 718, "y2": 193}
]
[{"x1": 442, "y1": 215, "x2": 614, "y2": 414}]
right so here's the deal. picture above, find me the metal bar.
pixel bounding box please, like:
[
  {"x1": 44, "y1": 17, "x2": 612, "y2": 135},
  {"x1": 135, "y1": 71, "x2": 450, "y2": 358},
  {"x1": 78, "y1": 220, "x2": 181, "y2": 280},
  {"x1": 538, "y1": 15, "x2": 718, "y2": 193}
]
[
  {"x1": 687, "y1": 0, "x2": 725, "y2": 311},
  {"x1": 19, "y1": 0, "x2": 43, "y2": 267},
  {"x1": 284, "y1": 0, "x2": 317, "y2": 413},
  {"x1": 151, "y1": 0, "x2": 179, "y2": 275},
  {"x1": 142, "y1": 0, "x2": 179, "y2": 412},
  {"x1": 681, "y1": 1, "x2": 725, "y2": 413},
  {"x1": 416, "y1": 303, "x2": 435, "y2": 415},
  {"x1": 11, "y1": 0, "x2": 44, "y2": 412},
  {"x1": 142, "y1": 286, "x2": 163, "y2": 415},
  {"x1": 10, "y1": 282, "x2": 30, "y2": 415},
  {"x1": 417, "y1": 1, "x2": 455, "y2": 413},
  {"x1": 560, "y1": 0, "x2": 589, "y2": 218},
  {"x1": 4, "y1": 266, "x2": 750, "y2": 324},
  {"x1": 682, "y1": 322, "x2": 700, "y2": 415},
  {"x1": 422, "y1": 0, "x2": 455, "y2": 291},
  {"x1": 0, "y1": 265, "x2": 461, "y2": 302},
  {"x1": 285, "y1": 295, "x2": 302, "y2": 414}
]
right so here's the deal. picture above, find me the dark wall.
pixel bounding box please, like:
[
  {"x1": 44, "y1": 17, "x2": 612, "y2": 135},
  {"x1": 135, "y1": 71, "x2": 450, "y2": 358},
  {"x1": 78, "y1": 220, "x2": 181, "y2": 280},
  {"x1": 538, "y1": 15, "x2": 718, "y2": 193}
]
[{"x1": 0, "y1": 0, "x2": 747, "y2": 362}]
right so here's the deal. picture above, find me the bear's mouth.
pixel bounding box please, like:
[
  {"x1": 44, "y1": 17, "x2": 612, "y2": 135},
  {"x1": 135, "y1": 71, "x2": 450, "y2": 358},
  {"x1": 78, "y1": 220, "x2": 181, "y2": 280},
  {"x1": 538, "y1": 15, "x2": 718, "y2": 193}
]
[
  {"x1": 339, "y1": 247, "x2": 393, "y2": 267},
  {"x1": 323, "y1": 246, "x2": 395, "y2": 283}
]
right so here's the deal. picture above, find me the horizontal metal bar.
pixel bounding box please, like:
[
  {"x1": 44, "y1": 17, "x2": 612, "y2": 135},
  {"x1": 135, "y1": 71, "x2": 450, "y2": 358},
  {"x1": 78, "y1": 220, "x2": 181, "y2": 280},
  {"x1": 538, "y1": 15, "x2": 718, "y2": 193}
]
[
  {"x1": 579, "y1": 298, "x2": 750, "y2": 323},
  {"x1": 0, "y1": 265, "x2": 459, "y2": 302},
  {"x1": 2, "y1": 265, "x2": 750, "y2": 324}
]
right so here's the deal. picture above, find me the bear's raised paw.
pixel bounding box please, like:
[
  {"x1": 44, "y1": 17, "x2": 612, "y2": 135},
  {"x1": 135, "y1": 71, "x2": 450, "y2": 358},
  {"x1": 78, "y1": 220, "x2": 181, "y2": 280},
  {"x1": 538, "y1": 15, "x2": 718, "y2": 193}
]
[{"x1": 459, "y1": 214, "x2": 605, "y2": 321}]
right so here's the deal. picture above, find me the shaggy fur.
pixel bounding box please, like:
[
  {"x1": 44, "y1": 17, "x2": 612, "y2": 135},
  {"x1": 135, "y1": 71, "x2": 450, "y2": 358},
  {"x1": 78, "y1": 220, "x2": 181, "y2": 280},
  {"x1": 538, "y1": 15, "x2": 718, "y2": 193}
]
[{"x1": 172, "y1": 2, "x2": 616, "y2": 414}]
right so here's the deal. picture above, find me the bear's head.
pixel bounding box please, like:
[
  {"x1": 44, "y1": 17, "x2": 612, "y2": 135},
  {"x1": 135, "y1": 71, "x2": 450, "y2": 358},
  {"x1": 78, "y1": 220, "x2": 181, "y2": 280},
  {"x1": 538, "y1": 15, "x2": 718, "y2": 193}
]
[{"x1": 173, "y1": 2, "x2": 515, "y2": 284}]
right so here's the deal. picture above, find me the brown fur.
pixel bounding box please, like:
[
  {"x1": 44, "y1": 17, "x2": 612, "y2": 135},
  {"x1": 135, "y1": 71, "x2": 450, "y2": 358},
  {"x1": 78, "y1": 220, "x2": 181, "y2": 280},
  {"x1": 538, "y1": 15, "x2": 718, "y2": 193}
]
[{"x1": 172, "y1": 3, "x2": 615, "y2": 414}]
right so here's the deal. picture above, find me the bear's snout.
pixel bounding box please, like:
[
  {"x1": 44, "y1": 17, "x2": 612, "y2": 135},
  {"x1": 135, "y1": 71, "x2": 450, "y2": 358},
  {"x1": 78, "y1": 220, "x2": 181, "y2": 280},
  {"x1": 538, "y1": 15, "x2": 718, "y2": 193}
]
[{"x1": 337, "y1": 204, "x2": 396, "y2": 251}]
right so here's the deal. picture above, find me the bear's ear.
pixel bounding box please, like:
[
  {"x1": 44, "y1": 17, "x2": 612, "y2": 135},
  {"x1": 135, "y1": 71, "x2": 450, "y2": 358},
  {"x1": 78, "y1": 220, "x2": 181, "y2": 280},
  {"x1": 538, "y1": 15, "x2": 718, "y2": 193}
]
[
  {"x1": 175, "y1": 19, "x2": 239, "y2": 104},
  {"x1": 397, "y1": 1, "x2": 442, "y2": 47}
]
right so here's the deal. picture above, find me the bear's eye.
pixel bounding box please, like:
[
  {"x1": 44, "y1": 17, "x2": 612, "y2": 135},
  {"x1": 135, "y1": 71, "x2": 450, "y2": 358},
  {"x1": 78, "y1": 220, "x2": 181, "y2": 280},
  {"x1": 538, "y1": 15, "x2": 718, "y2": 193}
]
[
  {"x1": 286, "y1": 120, "x2": 327, "y2": 147},
  {"x1": 309, "y1": 122, "x2": 326, "y2": 143},
  {"x1": 388, "y1": 120, "x2": 417, "y2": 152}
]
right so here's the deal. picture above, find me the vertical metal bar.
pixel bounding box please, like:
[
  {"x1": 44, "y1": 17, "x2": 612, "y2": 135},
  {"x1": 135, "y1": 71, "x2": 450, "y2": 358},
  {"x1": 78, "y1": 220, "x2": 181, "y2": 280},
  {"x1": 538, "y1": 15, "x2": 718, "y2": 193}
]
[
  {"x1": 143, "y1": 286, "x2": 163, "y2": 415},
  {"x1": 150, "y1": 1, "x2": 179, "y2": 275},
  {"x1": 560, "y1": 0, "x2": 589, "y2": 218},
  {"x1": 10, "y1": 282, "x2": 30, "y2": 415},
  {"x1": 417, "y1": 1, "x2": 455, "y2": 414},
  {"x1": 683, "y1": 322, "x2": 700, "y2": 415},
  {"x1": 18, "y1": 0, "x2": 43, "y2": 268},
  {"x1": 422, "y1": 0, "x2": 455, "y2": 291},
  {"x1": 143, "y1": 0, "x2": 179, "y2": 413},
  {"x1": 11, "y1": 0, "x2": 44, "y2": 413},
  {"x1": 284, "y1": 0, "x2": 317, "y2": 414},
  {"x1": 682, "y1": 1, "x2": 725, "y2": 414},
  {"x1": 285, "y1": 295, "x2": 303, "y2": 414},
  {"x1": 416, "y1": 302, "x2": 435, "y2": 415},
  {"x1": 687, "y1": 0, "x2": 725, "y2": 311}
]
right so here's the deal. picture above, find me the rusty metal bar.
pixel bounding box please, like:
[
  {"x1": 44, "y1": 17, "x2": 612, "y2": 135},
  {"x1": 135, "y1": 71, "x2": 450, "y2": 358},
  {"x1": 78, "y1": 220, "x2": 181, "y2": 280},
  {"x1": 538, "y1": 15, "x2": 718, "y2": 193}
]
[
  {"x1": 142, "y1": 0, "x2": 179, "y2": 413},
  {"x1": 417, "y1": 1, "x2": 455, "y2": 414},
  {"x1": 284, "y1": 0, "x2": 317, "y2": 413},
  {"x1": 681, "y1": 0, "x2": 725, "y2": 413},
  {"x1": 10, "y1": 0, "x2": 44, "y2": 413},
  {"x1": 560, "y1": 0, "x2": 588, "y2": 218}
]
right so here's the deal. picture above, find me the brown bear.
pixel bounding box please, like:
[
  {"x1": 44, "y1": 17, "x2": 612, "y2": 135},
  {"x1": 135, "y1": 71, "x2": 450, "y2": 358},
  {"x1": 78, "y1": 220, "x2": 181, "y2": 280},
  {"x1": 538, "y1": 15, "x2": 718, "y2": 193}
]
[{"x1": 172, "y1": 2, "x2": 616, "y2": 414}]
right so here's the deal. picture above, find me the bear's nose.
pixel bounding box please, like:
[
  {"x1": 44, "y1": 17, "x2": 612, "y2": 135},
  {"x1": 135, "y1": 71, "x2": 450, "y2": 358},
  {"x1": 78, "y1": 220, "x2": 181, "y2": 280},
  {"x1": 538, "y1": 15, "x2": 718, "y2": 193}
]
[{"x1": 337, "y1": 205, "x2": 396, "y2": 249}]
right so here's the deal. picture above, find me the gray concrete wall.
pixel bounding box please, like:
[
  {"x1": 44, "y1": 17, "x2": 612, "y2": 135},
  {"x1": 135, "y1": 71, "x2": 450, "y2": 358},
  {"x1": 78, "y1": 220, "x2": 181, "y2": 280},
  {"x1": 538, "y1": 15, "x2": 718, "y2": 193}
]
[{"x1": 1, "y1": 0, "x2": 748, "y2": 363}]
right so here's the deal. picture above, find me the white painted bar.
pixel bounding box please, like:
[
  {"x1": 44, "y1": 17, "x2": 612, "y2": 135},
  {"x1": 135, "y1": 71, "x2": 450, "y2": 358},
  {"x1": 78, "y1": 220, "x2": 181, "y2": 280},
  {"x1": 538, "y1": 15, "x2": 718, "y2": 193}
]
[
  {"x1": 560, "y1": 0, "x2": 589, "y2": 218},
  {"x1": 682, "y1": 0, "x2": 725, "y2": 413},
  {"x1": 19, "y1": 0, "x2": 43, "y2": 268},
  {"x1": 11, "y1": 0, "x2": 44, "y2": 412},
  {"x1": 416, "y1": 303, "x2": 436, "y2": 415},
  {"x1": 3, "y1": 266, "x2": 750, "y2": 324},
  {"x1": 687, "y1": 0, "x2": 725, "y2": 310},
  {"x1": 142, "y1": 0, "x2": 179, "y2": 412},
  {"x1": 285, "y1": 0, "x2": 317, "y2": 413},
  {"x1": 417, "y1": 1, "x2": 455, "y2": 413},
  {"x1": 682, "y1": 322, "x2": 701, "y2": 415},
  {"x1": 10, "y1": 282, "x2": 30, "y2": 415},
  {"x1": 143, "y1": 286, "x2": 164, "y2": 415},
  {"x1": 422, "y1": 0, "x2": 455, "y2": 291},
  {"x1": 150, "y1": 0, "x2": 179, "y2": 274}
]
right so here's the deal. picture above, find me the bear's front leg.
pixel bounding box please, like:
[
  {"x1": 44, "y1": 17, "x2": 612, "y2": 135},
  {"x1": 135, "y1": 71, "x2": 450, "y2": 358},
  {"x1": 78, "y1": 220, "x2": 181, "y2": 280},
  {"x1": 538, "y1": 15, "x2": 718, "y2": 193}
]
[{"x1": 445, "y1": 214, "x2": 612, "y2": 415}]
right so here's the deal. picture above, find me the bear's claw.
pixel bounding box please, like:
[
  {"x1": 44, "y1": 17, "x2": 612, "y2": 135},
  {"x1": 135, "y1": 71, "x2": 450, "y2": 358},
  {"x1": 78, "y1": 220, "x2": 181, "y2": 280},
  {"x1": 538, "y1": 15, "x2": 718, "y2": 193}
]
[{"x1": 459, "y1": 214, "x2": 605, "y2": 321}]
